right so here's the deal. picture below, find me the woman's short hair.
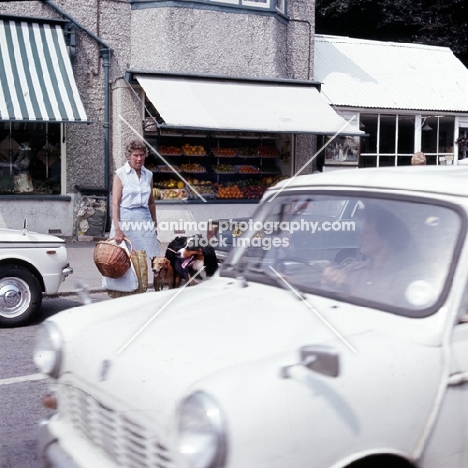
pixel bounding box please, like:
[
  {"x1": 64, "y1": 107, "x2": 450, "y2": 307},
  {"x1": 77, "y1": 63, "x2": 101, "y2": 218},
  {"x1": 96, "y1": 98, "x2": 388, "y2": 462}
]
[{"x1": 125, "y1": 140, "x2": 148, "y2": 159}]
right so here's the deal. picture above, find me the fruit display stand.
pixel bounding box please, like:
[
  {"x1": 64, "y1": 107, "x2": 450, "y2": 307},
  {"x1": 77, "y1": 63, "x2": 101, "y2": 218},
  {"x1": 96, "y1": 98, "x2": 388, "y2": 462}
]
[{"x1": 144, "y1": 128, "x2": 289, "y2": 203}]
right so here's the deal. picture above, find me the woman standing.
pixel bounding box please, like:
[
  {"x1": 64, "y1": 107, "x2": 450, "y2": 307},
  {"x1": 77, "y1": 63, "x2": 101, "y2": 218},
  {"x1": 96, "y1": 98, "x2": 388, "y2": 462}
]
[{"x1": 110, "y1": 139, "x2": 159, "y2": 260}]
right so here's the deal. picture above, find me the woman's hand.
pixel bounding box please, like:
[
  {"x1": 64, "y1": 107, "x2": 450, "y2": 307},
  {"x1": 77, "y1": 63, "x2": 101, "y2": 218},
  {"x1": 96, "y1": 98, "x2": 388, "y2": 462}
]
[{"x1": 114, "y1": 228, "x2": 125, "y2": 243}]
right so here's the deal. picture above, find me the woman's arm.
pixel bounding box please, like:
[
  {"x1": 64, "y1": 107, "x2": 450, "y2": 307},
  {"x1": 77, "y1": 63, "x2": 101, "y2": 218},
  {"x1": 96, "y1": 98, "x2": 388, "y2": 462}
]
[{"x1": 112, "y1": 174, "x2": 125, "y2": 242}]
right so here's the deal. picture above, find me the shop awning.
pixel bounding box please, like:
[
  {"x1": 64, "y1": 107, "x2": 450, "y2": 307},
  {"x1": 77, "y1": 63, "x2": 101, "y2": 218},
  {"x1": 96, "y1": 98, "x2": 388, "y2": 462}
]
[
  {"x1": 134, "y1": 73, "x2": 363, "y2": 135},
  {"x1": 0, "y1": 17, "x2": 88, "y2": 123}
]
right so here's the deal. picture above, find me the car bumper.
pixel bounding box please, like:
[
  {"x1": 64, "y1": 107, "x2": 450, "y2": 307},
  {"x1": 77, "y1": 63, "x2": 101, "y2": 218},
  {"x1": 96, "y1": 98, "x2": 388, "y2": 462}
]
[
  {"x1": 62, "y1": 264, "x2": 73, "y2": 277},
  {"x1": 38, "y1": 414, "x2": 115, "y2": 468},
  {"x1": 38, "y1": 415, "x2": 79, "y2": 468}
]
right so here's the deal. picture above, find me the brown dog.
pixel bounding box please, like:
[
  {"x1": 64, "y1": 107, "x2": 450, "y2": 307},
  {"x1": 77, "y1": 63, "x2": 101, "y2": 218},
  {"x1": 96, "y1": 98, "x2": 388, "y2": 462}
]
[{"x1": 152, "y1": 256, "x2": 175, "y2": 291}]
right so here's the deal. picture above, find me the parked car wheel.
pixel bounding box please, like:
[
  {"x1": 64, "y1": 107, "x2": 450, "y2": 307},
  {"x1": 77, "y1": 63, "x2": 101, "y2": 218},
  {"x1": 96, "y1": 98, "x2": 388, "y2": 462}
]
[{"x1": 0, "y1": 265, "x2": 42, "y2": 326}]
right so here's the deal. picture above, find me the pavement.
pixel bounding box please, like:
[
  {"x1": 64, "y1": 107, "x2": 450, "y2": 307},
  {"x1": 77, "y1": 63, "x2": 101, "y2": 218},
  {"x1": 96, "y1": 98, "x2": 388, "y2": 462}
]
[{"x1": 58, "y1": 239, "x2": 169, "y2": 296}]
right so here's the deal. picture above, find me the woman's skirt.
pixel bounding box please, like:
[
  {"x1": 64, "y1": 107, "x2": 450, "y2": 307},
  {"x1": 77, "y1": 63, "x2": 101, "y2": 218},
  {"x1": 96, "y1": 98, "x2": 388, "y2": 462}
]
[{"x1": 110, "y1": 206, "x2": 160, "y2": 258}]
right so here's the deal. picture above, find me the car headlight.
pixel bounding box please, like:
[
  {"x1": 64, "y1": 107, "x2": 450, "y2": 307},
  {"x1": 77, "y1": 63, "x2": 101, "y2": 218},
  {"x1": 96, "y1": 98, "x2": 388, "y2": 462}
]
[
  {"x1": 176, "y1": 391, "x2": 227, "y2": 468},
  {"x1": 33, "y1": 322, "x2": 63, "y2": 378}
]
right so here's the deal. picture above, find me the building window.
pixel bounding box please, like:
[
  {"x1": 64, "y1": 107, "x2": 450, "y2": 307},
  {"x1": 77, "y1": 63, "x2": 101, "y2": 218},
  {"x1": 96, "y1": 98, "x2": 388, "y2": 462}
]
[
  {"x1": 130, "y1": 0, "x2": 286, "y2": 15},
  {"x1": 0, "y1": 123, "x2": 61, "y2": 195},
  {"x1": 421, "y1": 116, "x2": 455, "y2": 165},
  {"x1": 359, "y1": 114, "x2": 455, "y2": 167}
]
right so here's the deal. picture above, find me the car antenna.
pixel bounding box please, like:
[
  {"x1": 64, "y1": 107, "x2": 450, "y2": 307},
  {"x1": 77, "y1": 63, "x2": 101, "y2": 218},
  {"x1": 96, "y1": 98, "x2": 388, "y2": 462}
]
[{"x1": 22, "y1": 218, "x2": 28, "y2": 236}]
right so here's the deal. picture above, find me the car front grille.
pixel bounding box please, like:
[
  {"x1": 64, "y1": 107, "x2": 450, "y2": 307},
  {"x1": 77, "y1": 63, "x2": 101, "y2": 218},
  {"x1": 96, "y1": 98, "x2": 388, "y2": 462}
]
[{"x1": 60, "y1": 381, "x2": 173, "y2": 468}]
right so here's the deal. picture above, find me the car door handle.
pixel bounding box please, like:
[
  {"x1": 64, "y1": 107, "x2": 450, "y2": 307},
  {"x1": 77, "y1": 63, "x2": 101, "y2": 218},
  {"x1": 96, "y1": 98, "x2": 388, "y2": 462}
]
[{"x1": 448, "y1": 372, "x2": 468, "y2": 386}]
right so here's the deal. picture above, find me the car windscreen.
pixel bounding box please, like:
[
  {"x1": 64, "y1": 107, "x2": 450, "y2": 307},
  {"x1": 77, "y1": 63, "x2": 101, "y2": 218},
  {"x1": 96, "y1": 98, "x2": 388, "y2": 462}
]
[{"x1": 220, "y1": 193, "x2": 464, "y2": 317}]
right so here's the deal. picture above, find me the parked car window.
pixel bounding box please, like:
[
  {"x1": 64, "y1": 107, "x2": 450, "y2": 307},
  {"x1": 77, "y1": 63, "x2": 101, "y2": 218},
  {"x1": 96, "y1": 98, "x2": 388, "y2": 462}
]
[{"x1": 222, "y1": 193, "x2": 463, "y2": 317}]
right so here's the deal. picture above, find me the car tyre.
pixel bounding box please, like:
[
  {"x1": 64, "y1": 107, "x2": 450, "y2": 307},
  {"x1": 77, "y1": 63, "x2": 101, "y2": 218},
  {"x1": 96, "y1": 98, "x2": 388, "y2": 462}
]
[{"x1": 0, "y1": 265, "x2": 42, "y2": 327}]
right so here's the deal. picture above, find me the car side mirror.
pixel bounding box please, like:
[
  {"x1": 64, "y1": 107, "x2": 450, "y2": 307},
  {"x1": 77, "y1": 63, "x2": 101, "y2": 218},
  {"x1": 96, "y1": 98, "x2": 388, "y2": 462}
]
[{"x1": 281, "y1": 345, "x2": 340, "y2": 379}]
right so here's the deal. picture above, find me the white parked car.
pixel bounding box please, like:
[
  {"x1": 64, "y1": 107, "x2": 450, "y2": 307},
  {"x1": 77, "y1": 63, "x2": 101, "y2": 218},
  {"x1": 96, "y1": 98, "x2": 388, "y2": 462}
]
[
  {"x1": 36, "y1": 167, "x2": 468, "y2": 468},
  {"x1": 0, "y1": 222, "x2": 73, "y2": 326}
]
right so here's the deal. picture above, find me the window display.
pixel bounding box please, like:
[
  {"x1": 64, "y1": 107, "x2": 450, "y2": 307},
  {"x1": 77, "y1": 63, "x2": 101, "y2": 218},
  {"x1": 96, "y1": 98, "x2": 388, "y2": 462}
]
[{"x1": 0, "y1": 123, "x2": 61, "y2": 194}]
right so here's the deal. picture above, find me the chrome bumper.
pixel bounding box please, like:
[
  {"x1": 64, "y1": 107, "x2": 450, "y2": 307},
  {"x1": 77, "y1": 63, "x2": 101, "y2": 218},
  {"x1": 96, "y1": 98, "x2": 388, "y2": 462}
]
[
  {"x1": 38, "y1": 415, "x2": 79, "y2": 468},
  {"x1": 62, "y1": 264, "x2": 73, "y2": 277}
]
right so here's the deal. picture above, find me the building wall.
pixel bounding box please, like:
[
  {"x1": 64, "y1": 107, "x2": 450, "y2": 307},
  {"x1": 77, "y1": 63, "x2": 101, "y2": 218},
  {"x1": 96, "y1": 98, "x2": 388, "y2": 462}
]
[{"x1": 0, "y1": 0, "x2": 316, "y2": 236}]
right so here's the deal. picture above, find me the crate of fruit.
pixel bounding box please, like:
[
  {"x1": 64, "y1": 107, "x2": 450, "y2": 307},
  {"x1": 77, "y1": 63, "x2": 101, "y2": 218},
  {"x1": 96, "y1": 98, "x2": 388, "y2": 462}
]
[
  {"x1": 236, "y1": 147, "x2": 258, "y2": 158},
  {"x1": 258, "y1": 146, "x2": 279, "y2": 158},
  {"x1": 158, "y1": 146, "x2": 183, "y2": 156},
  {"x1": 180, "y1": 163, "x2": 206, "y2": 173},
  {"x1": 236, "y1": 165, "x2": 260, "y2": 174},
  {"x1": 212, "y1": 164, "x2": 236, "y2": 174},
  {"x1": 160, "y1": 188, "x2": 189, "y2": 200},
  {"x1": 211, "y1": 147, "x2": 236, "y2": 158},
  {"x1": 187, "y1": 182, "x2": 217, "y2": 200},
  {"x1": 240, "y1": 185, "x2": 268, "y2": 199},
  {"x1": 157, "y1": 165, "x2": 182, "y2": 173},
  {"x1": 182, "y1": 144, "x2": 206, "y2": 156}
]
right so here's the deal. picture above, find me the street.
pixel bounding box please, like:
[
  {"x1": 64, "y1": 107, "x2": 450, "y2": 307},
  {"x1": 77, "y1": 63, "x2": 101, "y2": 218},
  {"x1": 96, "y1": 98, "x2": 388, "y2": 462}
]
[{"x1": 0, "y1": 293, "x2": 109, "y2": 468}]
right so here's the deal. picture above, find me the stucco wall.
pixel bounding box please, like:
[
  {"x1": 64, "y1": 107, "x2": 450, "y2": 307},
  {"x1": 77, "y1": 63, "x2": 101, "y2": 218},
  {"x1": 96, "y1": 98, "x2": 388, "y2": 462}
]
[
  {"x1": 0, "y1": 0, "x2": 316, "y2": 234},
  {"x1": 130, "y1": 7, "x2": 287, "y2": 78}
]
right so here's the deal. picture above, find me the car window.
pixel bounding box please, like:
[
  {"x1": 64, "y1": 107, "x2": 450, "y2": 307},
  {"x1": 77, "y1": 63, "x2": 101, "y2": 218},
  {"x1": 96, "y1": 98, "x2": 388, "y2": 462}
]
[{"x1": 221, "y1": 193, "x2": 463, "y2": 317}]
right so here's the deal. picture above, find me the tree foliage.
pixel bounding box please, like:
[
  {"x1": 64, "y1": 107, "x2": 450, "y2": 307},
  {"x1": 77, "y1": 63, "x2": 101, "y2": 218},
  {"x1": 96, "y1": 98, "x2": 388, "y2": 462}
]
[{"x1": 315, "y1": 0, "x2": 468, "y2": 67}]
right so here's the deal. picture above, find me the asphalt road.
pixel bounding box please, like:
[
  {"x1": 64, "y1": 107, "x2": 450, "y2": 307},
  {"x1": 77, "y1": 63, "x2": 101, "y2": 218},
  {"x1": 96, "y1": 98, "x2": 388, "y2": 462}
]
[{"x1": 0, "y1": 292, "x2": 109, "y2": 468}]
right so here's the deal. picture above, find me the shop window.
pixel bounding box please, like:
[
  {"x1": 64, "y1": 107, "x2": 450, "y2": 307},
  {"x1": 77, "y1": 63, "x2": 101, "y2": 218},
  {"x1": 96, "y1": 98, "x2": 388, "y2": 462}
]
[
  {"x1": 379, "y1": 115, "x2": 396, "y2": 154},
  {"x1": 360, "y1": 114, "x2": 378, "y2": 153},
  {"x1": 457, "y1": 129, "x2": 468, "y2": 160},
  {"x1": 0, "y1": 123, "x2": 61, "y2": 195},
  {"x1": 421, "y1": 116, "x2": 455, "y2": 165},
  {"x1": 397, "y1": 116, "x2": 415, "y2": 154},
  {"x1": 359, "y1": 113, "x2": 455, "y2": 167}
]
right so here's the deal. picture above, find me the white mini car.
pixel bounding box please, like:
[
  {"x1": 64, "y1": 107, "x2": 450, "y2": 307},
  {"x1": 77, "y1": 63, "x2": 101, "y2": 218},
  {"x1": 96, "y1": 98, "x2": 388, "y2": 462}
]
[
  {"x1": 0, "y1": 223, "x2": 73, "y2": 326},
  {"x1": 35, "y1": 167, "x2": 468, "y2": 468}
]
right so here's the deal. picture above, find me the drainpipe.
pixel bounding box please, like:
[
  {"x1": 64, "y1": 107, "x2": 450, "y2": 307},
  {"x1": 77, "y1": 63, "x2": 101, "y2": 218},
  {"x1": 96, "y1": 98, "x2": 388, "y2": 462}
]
[
  {"x1": 100, "y1": 48, "x2": 111, "y2": 205},
  {"x1": 42, "y1": 0, "x2": 113, "y2": 228}
]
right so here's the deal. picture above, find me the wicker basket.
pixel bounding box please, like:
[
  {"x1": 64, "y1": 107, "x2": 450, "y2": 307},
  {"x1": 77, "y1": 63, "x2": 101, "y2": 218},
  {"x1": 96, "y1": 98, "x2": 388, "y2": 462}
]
[{"x1": 93, "y1": 237, "x2": 132, "y2": 278}]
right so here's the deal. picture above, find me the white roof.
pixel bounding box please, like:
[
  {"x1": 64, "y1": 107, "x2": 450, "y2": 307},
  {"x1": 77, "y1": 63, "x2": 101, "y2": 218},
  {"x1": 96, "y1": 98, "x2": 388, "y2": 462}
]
[
  {"x1": 314, "y1": 35, "x2": 468, "y2": 113},
  {"x1": 270, "y1": 166, "x2": 468, "y2": 199}
]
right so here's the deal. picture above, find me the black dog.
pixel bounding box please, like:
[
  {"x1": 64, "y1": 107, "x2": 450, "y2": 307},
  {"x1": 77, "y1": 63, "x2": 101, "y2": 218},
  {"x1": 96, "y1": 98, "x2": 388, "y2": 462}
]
[{"x1": 165, "y1": 235, "x2": 218, "y2": 287}]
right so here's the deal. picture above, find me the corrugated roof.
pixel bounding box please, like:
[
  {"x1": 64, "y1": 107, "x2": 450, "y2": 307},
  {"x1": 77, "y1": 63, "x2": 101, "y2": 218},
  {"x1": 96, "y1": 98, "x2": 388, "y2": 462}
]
[{"x1": 314, "y1": 35, "x2": 468, "y2": 113}]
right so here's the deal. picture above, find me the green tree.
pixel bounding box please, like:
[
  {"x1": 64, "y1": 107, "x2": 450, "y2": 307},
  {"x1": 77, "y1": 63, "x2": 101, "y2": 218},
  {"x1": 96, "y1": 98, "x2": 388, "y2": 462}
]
[{"x1": 315, "y1": 0, "x2": 468, "y2": 67}]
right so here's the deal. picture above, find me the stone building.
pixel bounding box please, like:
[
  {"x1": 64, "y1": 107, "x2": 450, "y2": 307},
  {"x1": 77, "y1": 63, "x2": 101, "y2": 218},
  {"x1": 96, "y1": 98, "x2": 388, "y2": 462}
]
[{"x1": 1, "y1": 0, "x2": 357, "y2": 238}]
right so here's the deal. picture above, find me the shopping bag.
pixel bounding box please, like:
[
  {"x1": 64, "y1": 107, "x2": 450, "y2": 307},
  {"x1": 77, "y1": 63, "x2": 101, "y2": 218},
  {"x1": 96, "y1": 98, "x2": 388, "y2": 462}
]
[
  {"x1": 131, "y1": 249, "x2": 148, "y2": 293},
  {"x1": 102, "y1": 261, "x2": 138, "y2": 292},
  {"x1": 106, "y1": 250, "x2": 148, "y2": 298}
]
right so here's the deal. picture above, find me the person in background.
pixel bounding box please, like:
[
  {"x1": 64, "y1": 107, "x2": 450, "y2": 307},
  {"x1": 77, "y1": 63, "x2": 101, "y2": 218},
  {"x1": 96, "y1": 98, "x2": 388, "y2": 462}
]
[
  {"x1": 110, "y1": 139, "x2": 159, "y2": 261},
  {"x1": 411, "y1": 151, "x2": 426, "y2": 165}
]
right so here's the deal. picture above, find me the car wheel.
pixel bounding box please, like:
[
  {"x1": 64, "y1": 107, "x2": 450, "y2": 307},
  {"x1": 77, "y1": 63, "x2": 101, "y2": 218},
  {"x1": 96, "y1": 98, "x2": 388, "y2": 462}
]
[
  {"x1": 0, "y1": 265, "x2": 42, "y2": 327},
  {"x1": 334, "y1": 249, "x2": 359, "y2": 266}
]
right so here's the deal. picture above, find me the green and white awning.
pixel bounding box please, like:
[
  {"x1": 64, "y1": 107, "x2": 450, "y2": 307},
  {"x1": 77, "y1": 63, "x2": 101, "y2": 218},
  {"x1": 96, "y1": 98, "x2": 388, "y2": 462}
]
[{"x1": 0, "y1": 18, "x2": 88, "y2": 122}]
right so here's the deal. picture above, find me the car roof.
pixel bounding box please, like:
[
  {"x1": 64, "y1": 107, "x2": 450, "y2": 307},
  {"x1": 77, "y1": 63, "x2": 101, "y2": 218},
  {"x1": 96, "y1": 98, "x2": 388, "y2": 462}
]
[{"x1": 271, "y1": 166, "x2": 468, "y2": 198}]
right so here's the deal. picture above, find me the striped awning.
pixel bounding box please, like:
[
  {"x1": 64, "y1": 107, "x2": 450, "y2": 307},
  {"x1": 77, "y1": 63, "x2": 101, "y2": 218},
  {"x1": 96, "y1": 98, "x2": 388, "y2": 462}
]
[{"x1": 0, "y1": 18, "x2": 88, "y2": 122}]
